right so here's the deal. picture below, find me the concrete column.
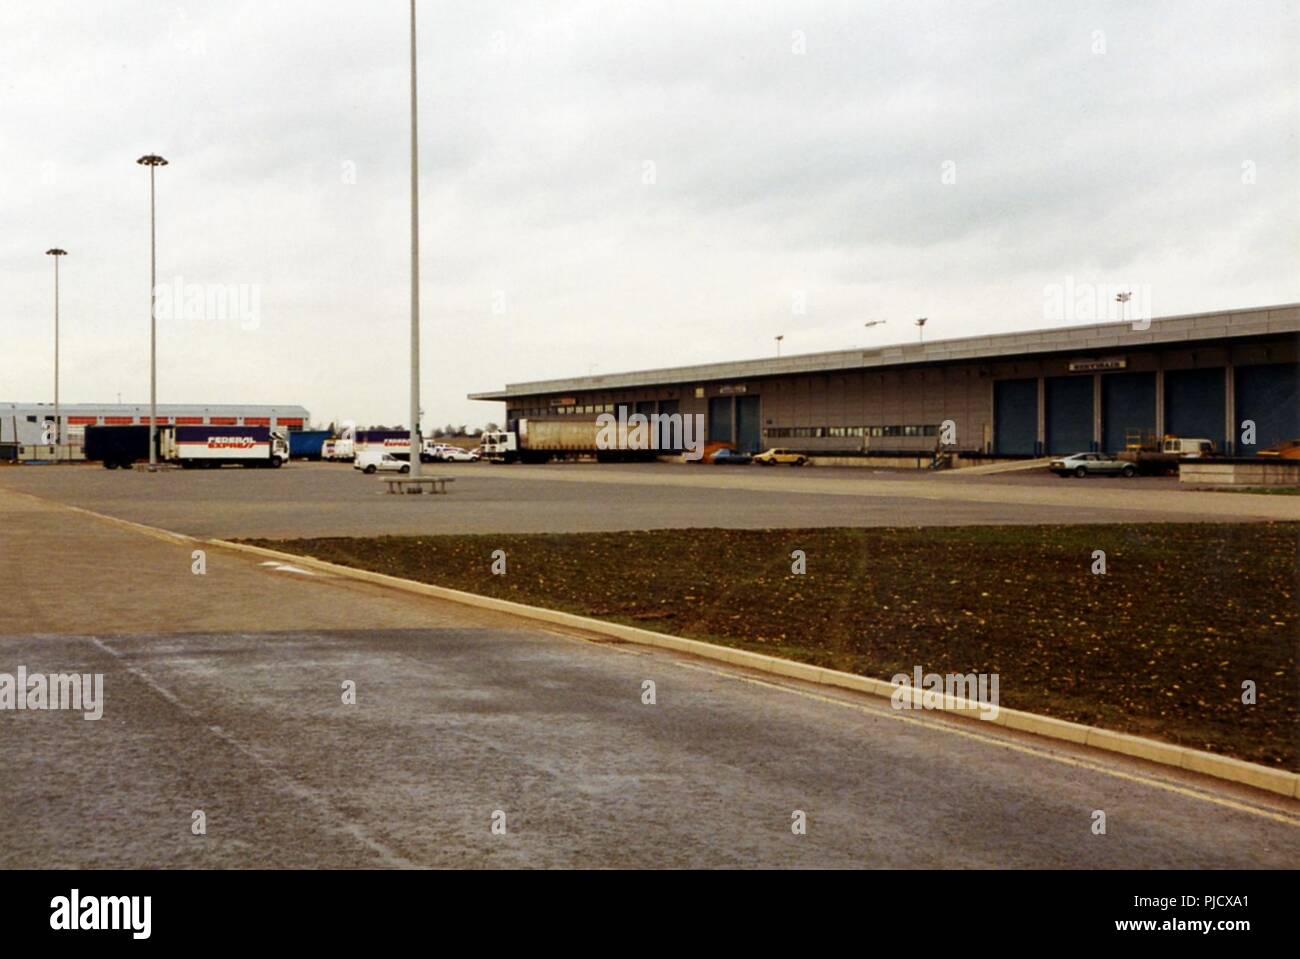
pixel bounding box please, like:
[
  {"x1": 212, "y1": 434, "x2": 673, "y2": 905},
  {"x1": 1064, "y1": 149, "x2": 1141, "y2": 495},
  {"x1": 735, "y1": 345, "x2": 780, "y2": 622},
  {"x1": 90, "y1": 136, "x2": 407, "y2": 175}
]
[
  {"x1": 1035, "y1": 375, "x2": 1046, "y2": 455},
  {"x1": 1154, "y1": 367, "x2": 1165, "y2": 439},
  {"x1": 1092, "y1": 373, "x2": 1103, "y2": 451},
  {"x1": 1224, "y1": 365, "x2": 1236, "y2": 455}
]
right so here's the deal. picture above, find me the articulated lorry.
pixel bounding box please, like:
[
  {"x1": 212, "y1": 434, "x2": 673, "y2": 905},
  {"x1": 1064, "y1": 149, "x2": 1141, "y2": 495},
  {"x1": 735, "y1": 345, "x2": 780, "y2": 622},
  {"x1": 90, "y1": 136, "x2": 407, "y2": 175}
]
[
  {"x1": 480, "y1": 418, "x2": 668, "y2": 464},
  {"x1": 84, "y1": 424, "x2": 288, "y2": 469}
]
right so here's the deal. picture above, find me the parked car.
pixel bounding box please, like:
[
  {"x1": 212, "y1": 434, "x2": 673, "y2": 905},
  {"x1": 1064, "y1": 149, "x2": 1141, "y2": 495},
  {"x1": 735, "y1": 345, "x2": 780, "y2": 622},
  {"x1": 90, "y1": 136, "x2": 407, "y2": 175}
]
[
  {"x1": 710, "y1": 448, "x2": 753, "y2": 465},
  {"x1": 354, "y1": 451, "x2": 410, "y2": 474},
  {"x1": 440, "y1": 447, "x2": 477, "y2": 463},
  {"x1": 1049, "y1": 452, "x2": 1136, "y2": 478},
  {"x1": 753, "y1": 448, "x2": 807, "y2": 466},
  {"x1": 421, "y1": 442, "x2": 457, "y2": 463}
]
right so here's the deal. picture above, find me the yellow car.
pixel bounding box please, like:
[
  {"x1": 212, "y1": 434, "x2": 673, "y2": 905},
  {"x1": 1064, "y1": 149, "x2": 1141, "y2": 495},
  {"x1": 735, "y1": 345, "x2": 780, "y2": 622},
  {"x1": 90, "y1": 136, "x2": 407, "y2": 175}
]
[{"x1": 753, "y1": 448, "x2": 808, "y2": 466}]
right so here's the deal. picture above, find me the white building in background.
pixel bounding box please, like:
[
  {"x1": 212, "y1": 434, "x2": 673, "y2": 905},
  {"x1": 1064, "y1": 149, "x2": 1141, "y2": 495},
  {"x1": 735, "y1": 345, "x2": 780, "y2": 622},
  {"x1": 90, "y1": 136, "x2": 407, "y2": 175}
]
[{"x1": 0, "y1": 402, "x2": 312, "y2": 450}]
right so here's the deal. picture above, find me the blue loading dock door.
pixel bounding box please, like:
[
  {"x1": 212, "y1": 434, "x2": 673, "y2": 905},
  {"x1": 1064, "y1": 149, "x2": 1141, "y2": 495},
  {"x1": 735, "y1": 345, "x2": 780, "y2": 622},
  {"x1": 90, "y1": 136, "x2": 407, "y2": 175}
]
[
  {"x1": 1102, "y1": 372, "x2": 1155, "y2": 452},
  {"x1": 994, "y1": 378, "x2": 1038, "y2": 455},
  {"x1": 1045, "y1": 376, "x2": 1094, "y2": 454},
  {"x1": 707, "y1": 396, "x2": 733, "y2": 444},
  {"x1": 1235, "y1": 363, "x2": 1300, "y2": 453},
  {"x1": 1164, "y1": 368, "x2": 1224, "y2": 450}
]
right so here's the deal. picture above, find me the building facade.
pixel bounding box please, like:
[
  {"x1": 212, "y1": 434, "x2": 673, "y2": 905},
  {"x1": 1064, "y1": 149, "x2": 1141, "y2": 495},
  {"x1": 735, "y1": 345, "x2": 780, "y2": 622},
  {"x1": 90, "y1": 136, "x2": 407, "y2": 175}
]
[{"x1": 470, "y1": 304, "x2": 1300, "y2": 457}]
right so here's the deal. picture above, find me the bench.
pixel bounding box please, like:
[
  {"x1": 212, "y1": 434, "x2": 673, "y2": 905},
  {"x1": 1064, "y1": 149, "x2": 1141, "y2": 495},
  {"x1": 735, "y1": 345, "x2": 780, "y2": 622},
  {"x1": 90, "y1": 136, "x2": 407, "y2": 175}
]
[{"x1": 382, "y1": 475, "x2": 455, "y2": 495}]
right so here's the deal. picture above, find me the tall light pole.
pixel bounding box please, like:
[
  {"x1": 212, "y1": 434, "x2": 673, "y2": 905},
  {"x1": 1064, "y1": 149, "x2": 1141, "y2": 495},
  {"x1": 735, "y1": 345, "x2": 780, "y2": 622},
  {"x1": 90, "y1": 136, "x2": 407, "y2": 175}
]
[
  {"x1": 915, "y1": 317, "x2": 928, "y2": 343},
  {"x1": 1116, "y1": 291, "x2": 1131, "y2": 324},
  {"x1": 45, "y1": 248, "x2": 67, "y2": 460},
  {"x1": 408, "y1": 0, "x2": 423, "y2": 478},
  {"x1": 775, "y1": 334, "x2": 784, "y2": 357},
  {"x1": 137, "y1": 153, "x2": 168, "y2": 470},
  {"x1": 863, "y1": 319, "x2": 886, "y2": 344}
]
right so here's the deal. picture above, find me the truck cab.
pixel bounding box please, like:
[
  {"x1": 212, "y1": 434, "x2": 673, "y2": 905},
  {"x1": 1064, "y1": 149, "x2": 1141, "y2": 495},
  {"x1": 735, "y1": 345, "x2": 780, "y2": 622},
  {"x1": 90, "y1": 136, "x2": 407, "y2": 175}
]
[{"x1": 479, "y1": 430, "x2": 517, "y2": 463}]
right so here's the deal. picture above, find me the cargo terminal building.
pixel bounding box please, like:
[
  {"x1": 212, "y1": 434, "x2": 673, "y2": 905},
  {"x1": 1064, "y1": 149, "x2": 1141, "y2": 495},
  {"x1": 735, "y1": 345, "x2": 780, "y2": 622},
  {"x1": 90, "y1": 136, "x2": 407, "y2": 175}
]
[{"x1": 470, "y1": 304, "x2": 1300, "y2": 459}]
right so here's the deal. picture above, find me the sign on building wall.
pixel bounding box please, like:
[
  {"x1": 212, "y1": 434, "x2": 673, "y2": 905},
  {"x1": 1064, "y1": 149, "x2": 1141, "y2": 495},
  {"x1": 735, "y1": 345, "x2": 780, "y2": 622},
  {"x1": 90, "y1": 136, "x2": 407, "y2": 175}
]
[
  {"x1": 718, "y1": 384, "x2": 748, "y2": 395},
  {"x1": 1068, "y1": 357, "x2": 1127, "y2": 373}
]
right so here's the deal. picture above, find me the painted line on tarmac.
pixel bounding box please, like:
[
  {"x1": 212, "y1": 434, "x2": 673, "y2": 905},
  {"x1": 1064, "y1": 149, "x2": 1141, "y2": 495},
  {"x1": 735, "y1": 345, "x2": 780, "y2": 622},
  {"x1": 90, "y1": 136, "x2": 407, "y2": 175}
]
[
  {"x1": 84, "y1": 635, "x2": 420, "y2": 868},
  {"x1": 670, "y1": 660, "x2": 1300, "y2": 829}
]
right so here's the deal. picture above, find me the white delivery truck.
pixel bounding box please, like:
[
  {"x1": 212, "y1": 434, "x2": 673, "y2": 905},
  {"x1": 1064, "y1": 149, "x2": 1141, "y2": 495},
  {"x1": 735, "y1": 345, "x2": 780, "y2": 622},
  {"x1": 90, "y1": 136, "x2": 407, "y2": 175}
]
[{"x1": 158, "y1": 425, "x2": 288, "y2": 468}]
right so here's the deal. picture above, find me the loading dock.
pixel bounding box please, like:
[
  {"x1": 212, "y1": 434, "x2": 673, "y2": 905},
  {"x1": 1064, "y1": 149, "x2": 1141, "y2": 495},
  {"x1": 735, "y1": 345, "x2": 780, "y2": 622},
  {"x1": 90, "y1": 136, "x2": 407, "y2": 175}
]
[
  {"x1": 1102, "y1": 372, "x2": 1156, "y2": 453},
  {"x1": 994, "y1": 379, "x2": 1037, "y2": 455},
  {"x1": 1045, "y1": 375, "x2": 1094, "y2": 454},
  {"x1": 1235, "y1": 362, "x2": 1300, "y2": 454},
  {"x1": 1165, "y1": 367, "x2": 1225, "y2": 451}
]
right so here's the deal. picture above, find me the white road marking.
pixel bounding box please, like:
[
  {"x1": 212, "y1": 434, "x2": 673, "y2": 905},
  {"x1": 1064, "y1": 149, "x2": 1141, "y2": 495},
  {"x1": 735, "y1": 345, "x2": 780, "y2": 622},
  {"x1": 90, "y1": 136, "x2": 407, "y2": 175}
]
[{"x1": 83, "y1": 635, "x2": 418, "y2": 868}]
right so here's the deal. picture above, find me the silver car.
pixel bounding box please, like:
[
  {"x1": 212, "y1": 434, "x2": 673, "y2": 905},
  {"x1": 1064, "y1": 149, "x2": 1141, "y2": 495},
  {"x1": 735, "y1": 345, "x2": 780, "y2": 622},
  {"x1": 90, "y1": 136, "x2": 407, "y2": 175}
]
[{"x1": 1049, "y1": 452, "x2": 1136, "y2": 478}]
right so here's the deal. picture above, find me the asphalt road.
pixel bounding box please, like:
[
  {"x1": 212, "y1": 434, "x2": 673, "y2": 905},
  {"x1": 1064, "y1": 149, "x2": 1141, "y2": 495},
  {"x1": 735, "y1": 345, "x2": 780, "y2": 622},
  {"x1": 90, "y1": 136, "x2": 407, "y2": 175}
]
[
  {"x1": 2, "y1": 486, "x2": 1296, "y2": 868},
  {"x1": 0, "y1": 461, "x2": 1294, "y2": 538}
]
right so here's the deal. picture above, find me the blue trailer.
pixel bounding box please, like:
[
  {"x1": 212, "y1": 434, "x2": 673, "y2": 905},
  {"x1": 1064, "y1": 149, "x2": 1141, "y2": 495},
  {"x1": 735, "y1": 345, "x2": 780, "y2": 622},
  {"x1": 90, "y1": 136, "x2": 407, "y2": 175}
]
[{"x1": 289, "y1": 429, "x2": 331, "y2": 460}]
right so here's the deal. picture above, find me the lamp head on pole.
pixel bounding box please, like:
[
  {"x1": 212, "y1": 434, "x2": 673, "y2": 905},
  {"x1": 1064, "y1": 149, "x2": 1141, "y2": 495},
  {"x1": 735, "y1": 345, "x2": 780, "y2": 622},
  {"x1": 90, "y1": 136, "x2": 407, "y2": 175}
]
[
  {"x1": 136, "y1": 154, "x2": 169, "y2": 167},
  {"x1": 45, "y1": 248, "x2": 67, "y2": 257}
]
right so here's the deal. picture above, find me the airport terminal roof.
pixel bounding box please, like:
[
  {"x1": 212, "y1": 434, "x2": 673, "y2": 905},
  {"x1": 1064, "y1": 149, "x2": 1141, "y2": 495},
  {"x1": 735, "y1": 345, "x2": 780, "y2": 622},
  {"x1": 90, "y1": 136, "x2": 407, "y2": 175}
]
[{"x1": 470, "y1": 302, "x2": 1300, "y2": 401}]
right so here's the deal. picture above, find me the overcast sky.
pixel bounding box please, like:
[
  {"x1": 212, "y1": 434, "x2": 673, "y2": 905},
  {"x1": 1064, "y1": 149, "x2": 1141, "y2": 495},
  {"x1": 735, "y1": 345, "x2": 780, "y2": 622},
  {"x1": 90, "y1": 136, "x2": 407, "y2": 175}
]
[{"x1": 2, "y1": 1, "x2": 1296, "y2": 428}]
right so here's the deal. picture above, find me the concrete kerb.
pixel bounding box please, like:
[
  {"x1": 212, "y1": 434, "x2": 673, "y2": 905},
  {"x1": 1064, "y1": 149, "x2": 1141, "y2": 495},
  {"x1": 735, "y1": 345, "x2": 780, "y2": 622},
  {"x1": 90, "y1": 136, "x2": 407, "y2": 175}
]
[{"x1": 210, "y1": 536, "x2": 1299, "y2": 800}]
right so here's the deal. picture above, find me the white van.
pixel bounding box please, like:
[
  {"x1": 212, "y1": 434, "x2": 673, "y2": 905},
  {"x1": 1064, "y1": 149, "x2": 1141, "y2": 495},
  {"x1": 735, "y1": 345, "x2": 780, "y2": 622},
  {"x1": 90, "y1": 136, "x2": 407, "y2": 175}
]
[
  {"x1": 1162, "y1": 437, "x2": 1215, "y2": 458},
  {"x1": 353, "y1": 450, "x2": 410, "y2": 475}
]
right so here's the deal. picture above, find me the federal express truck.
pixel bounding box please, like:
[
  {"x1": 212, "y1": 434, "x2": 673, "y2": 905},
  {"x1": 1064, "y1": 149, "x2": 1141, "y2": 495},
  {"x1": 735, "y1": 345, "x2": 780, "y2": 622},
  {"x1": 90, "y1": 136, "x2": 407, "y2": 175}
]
[
  {"x1": 159, "y1": 425, "x2": 288, "y2": 468},
  {"x1": 85, "y1": 424, "x2": 287, "y2": 469}
]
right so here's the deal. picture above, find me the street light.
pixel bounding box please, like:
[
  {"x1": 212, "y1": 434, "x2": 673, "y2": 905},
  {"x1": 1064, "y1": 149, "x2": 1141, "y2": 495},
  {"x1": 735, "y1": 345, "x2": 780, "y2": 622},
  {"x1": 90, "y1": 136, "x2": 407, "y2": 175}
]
[
  {"x1": 137, "y1": 153, "x2": 168, "y2": 471},
  {"x1": 45, "y1": 248, "x2": 67, "y2": 460},
  {"x1": 1116, "y1": 291, "x2": 1131, "y2": 324},
  {"x1": 407, "y1": 0, "x2": 423, "y2": 478},
  {"x1": 775, "y1": 334, "x2": 784, "y2": 357},
  {"x1": 863, "y1": 319, "x2": 886, "y2": 344},
  {"x1": 915, "y1": 317, "x2": 928, "y2": 343}
]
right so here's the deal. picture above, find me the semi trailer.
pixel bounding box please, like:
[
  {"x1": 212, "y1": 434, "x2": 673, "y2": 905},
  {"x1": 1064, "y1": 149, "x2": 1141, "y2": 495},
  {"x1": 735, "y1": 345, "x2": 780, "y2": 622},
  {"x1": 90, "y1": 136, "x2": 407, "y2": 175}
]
[
  {"x1": 353, "y1": 430, "x2": 414, "y2": 461},
  {"x1": 84, "y1": 425, "x2": 152, "y2": 469},
  {"x1": 288, "y1": 429, "x2": 331, "y2": 460},
  {"x1": 480, "y1": 417, "x2": 668, "y2": 464}
]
